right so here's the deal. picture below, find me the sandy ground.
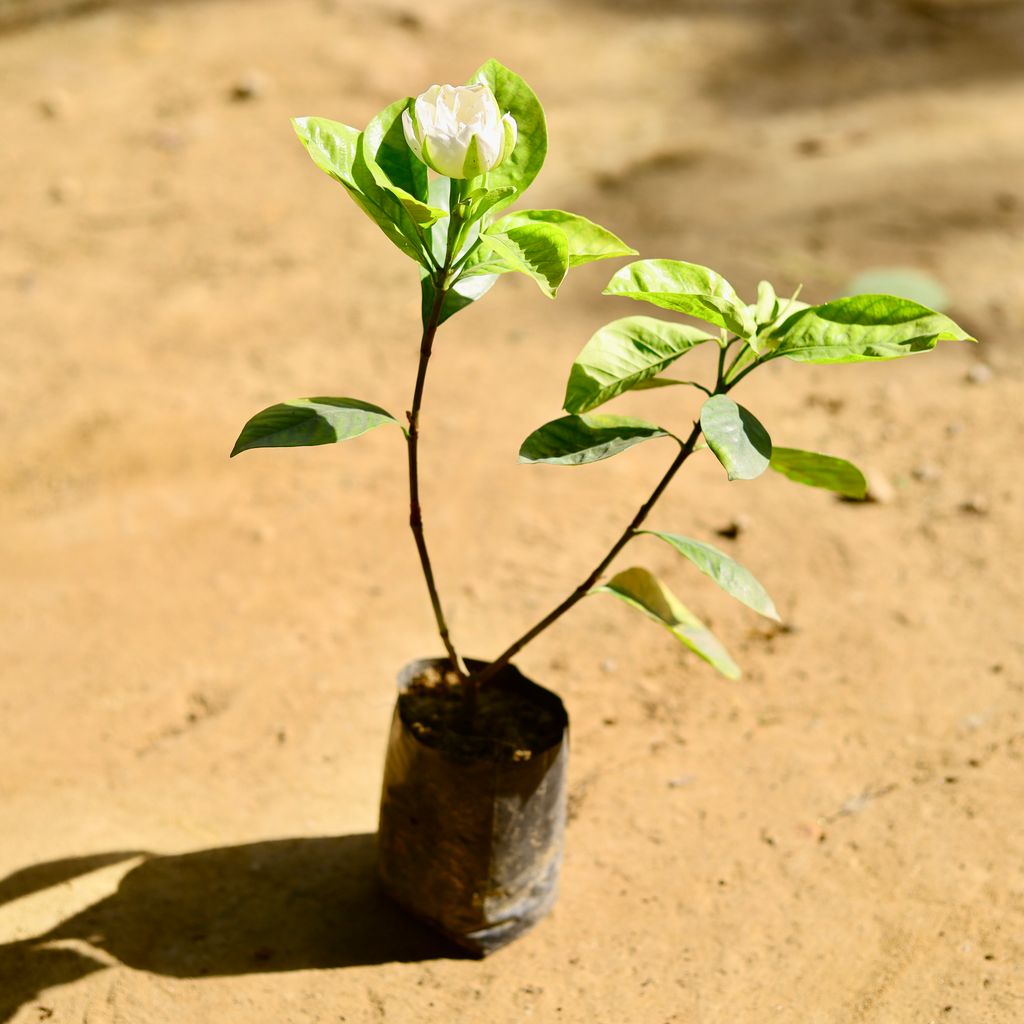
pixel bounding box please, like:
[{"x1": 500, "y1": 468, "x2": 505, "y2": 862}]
[{"x1": 1, "y1": 0, "x2": 1023, "y2": 1020}]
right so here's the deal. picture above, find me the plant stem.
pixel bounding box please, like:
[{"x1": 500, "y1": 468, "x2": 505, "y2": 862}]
[
  {"x1": 448, "y1": 236, "x2": 482, "y2": 279},
  {"x1": 724, "y1": 357, "x2": 762, "y2": 390},
  {"x1": 467, "y1": 418, "x2": 706, "y2": 689},
  {"x1": 406, "y1": 187, "x2": 467, "y2": 682}
]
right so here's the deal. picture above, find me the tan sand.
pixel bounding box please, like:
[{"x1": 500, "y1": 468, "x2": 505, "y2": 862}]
[{"x1": 1, "y1": 1, "x2": 1022, "y2": 1020}]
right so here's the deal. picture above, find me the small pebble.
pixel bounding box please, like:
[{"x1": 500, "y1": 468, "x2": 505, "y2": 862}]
[
  {"x1": 48, "y1": 177, "x2": 82, "y2": 204},
  {"x1": 966, "y1": 363, "x2": 993, "y2": 385},
  {"x1": 229, "y1": 70, "x2": 270, "y2": 102},
  {"x1": 945, "y1": 421, "x2": 964, "y2": 438},
  {"x1": 390, "y1": 9, "x2": 423, "y2": 30},
  {"x1": 600, "y1": 659, "x2": 618, "y2": 674},
  {"x1": 242, "y1": 523, "x2": 274, "y2": 544},
  {"x1": 796, "y1": 136, "x2": 824, "y2": 157},
  {"x1": 959, "y1": 496, "x2": 990, "y2": 516},
  {"x1": 38, "y1": 89, "x2": 71, "y2": 119},
  {"x1": 668, "y1": 774, "x2": 696, "y2": 789},
  {"x1": 912, "y1": 463, "x2": 942, "y2": 483}
]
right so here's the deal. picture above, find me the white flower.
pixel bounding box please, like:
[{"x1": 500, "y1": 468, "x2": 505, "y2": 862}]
[{"x1": 402, "y1": 83, "x2": 517, "y2": 179}]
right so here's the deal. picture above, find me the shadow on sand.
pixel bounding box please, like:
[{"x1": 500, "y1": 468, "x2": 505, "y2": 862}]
[
  {"x1": 0, "y1": 835, "x2": 465, "y2": 1022},
  {"x1": 573, "y1": 0, "x2": 1024, "y2": 110}
]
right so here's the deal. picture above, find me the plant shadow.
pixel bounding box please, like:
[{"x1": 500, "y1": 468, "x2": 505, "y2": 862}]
[{"x1": 0, "y1": 834, "x2": 466, "y2": 1022}]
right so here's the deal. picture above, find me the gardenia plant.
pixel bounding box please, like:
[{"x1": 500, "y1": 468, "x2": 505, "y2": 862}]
[{"x1": 232, "y1": 60, "x2": 974, "y2": 699}]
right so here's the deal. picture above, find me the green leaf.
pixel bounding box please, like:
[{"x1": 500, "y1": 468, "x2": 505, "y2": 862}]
[
  {"x1": 420, "y1": 267, "x2": 498, "y2": 327},
  {"x1": 292, "y1": 116, "x2": 361, "y2": 188},
  {"x1": 604, "y1": 260, "x2": 757, "y2": 338},
  {"x1": 362, "y1": 99, "x2": 445, "y2": 227},
  {"x1": 753, "y1": 280, "x2": 778, "y2": 327},
  {"x1": 564, "y1": 315, "x2": 715, "y2": 414},
  {"x1": 363, "y1": 99, "x2": 427, "y2": 199},
  {"x1": 470, "y1": 59, "x2": 546, "y2": 212},
  {"x1": 769, "y1": 447, "x2": 867, "y2": 499},
  {"x1": 231, "y1": 398, "x2": 400, "y2": 457},
  {"x1": 700, "y1": 395, "x2": 772, "y2": 481},
  {"x1": 416, "y1": 181, "x2": 498, "y2": 322},
  {"x1": 724, "y1": 343, "x2": 759, "y2": 383},
  {"x1": 292, "y1": 117, "x2": 428, "y2": 265},
  {"x1": 479, "y1": 223, "x2": 569, "y2": 297},
  {"x1": 748, "y1": 286, "x2": 811, "y2": 357},
  {"x1": 461, "y1": 185, "x2": 517, "y2": 225},
  {"x1": 631, "y1": 377, "x2": 706, "y2": 393},
  {"x1": 639, "y1": 531, "x2": 779, "y2": 621},
  {"x1": 770, "y1": 295, "x2": 975, "y2": 364},
  {"x1": 593, "y1": 567, "x2": 740, "y2": 679},
  {"x1": 348, "y1": 140, "x2": 430, "y2": 263},
  {"x1": 492, "y1": 209, "x2": 636, "y2": 267},
  {"x1": 519, "y1": 414, "x2": 668, "y2": 465}
]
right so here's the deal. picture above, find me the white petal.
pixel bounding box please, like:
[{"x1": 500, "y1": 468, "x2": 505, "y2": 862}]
[
  {"x1": 474, "y1": 127, "x2": 500, "y2": 169},
  {"x1": 407, "y1": 81, "x2": 507, "y2": 177},
  {"x1": 424, "y1": 133, "x2": 467, "y2": 178},
  {"x1": 402, "y1": 108, "x2": 424, "y2": 162},
  {"x1": 501, "y1": 112, "x2": 518, "y2": 163},
  {"x1": 414, "y1": 85, "x2": 442, "y2": 133}
]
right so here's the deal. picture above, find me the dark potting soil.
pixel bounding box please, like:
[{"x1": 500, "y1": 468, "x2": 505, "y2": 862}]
[{"x1": 398, "y1": 666, "x2": 566, "y2": 764}]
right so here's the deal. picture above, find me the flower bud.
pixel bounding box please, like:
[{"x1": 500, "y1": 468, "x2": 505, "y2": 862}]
[{"x1": 402, "y1": 83, "x2": 517, "y2": 180}]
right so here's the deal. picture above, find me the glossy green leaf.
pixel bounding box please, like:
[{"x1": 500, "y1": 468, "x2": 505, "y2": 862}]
[
  {"x1": 724, "y1": 342, "x2": 761, "y2": 384},
  {"x1": 639, "y1": 531, "x2": 779, "y2": 620},
  {"x1": 420, "y1": 180, "x2": 498, "y2": 322},
  {"x1": 478, "y1": 223, "x2": 569, "y2": 297},
  {"x1": 349, "y1": 133, "x2": 435, "y2": 261},
  {"x1": 519, "y1": 414, "x2": 668, "y2": 465},
  {"x1": 421, "y1": 175, "x2": 456, "y2": 269},
  {"x1": 362, "y1": 99, "x2": 445, "y2": 226},
  {"x1": 470, "y1": 60, "x2": 546, "y2": 213},
  {"x1": 700, "y1": 395, "x2": 772, "y2": 481},
  {"x1": 292, "y1": 117, "x2": 427, "y2": 265},
  {"x1": 753, "y1": 280, "x2": 778, "y2": 326},
  {"x1": 420, "y1": 267, "x2": 498, "y2": 327},
  {"x1": 493, "y1": 209, "x2": 636, "y2": 267},
  {"x1": 605, "y1": 260, "x2": 757, "y2": 338},
  {"x1": 593, "y1": 567, "x2": 740, "y2": 679},
  {"x1": 769, "y1": 447, "x2": 867, "y2": 499},
  {"x1": 564, "y1": 315, "x2": 715, "y2": 414},
  {"x1": 748, "y1": 289, "x2": 811, "y2": 357},
  {"x1": 770, "y1": 295, "x2": 975, "y2": 364},
  {"x1": 292, "y1": 116, "x2": 361, "y2": 188},
  {"x1": 461, "y1": 185, "x2": 517, "y2": 225},
  {"x1": 231, "y1": 398, "x2": 400, "y2": 457},
  {"x1": 631, "y1": 377, "x2": 705, "y2": 393}
]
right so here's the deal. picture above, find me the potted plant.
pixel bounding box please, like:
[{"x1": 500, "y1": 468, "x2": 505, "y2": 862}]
[{"x1": 231, "y1": 60, "x2": 974, "y2": 955}]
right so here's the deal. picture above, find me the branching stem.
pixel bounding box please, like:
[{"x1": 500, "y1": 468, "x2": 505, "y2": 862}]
[
  {"x1": 467, "y1": 418, "x2": 705, "y2": 689},
  {"x1": 465, "y1": 337, "x2": 762, "y2": 689},
  {"x1": 408, "y1": 193, "x2": 766, "y2": 698}
]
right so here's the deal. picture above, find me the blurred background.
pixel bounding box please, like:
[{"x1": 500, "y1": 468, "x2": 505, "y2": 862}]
[{"x1": 1, "y1": 1, "x2": 1022, "y2": 1021}]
